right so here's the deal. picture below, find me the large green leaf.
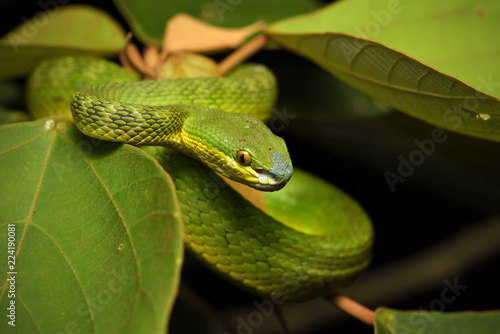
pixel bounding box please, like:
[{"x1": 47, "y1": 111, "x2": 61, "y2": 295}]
[
  {"x1": 0, "y1": 117, "x2": 183, "y2": 333},
  {"x1": 267, "y1": 0, "x2": 500, "y2": 142},
  {"x1": 0, "y1": 5, "x2": 126, "y2": 80},
  {"x1": 113, "y1": 0, "x2": 319, "y2": 44},
  {"x1": 375, "y1": 307, "x2": 500, "y2": 333}
]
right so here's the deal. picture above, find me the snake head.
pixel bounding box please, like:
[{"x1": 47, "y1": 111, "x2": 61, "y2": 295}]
[
  {"x1": 185, "y1": 110, "x2": 293, "y2": 191},
  {"x1": 239, "y1": 150, "x2": 293, "y2": 191}
]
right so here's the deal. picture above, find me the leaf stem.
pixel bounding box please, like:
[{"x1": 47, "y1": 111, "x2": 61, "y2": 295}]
[
  {"x1": 328, "y1": 293, "x2": 374, "y2": 325},
  {"x1": 120, "y1": 32, "x2": 155, "y2": 78},
  {"x1": 275, "y1": 305, "x2": 292, "y2": 334},
  {"x1": 218, "y1": 34, "x2": 268, "y2": 75}
]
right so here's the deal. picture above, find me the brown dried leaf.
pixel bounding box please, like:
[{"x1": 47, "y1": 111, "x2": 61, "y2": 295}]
[
  {"x1": 163, "y1": 13, "x2": 265, "y2": 53},
  {"x1": 144, "y1": 44, "x2": 161, "y2": 72}
]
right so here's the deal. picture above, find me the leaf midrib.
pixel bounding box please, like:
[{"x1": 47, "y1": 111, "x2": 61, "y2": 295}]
[{"x1": 286, "y1": 33, "x2": 500, "y2": 102}]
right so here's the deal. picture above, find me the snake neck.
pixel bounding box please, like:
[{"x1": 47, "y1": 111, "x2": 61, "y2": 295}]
[
  {"x1": 72, "y1": 91, "x2": 241, "y2": 181},
  {"x1": 72, "y1": 88, "x2": 186, "y2": 146}
]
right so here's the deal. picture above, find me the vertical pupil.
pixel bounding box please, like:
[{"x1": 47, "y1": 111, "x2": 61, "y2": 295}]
[{"x1": 240, "y1": 153, "x2": 246, "y2": 164}]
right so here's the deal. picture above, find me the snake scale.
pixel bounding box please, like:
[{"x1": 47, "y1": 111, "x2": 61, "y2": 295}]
[{"x1": 27, "y1": 56, "x2": 373, "y2": 302}]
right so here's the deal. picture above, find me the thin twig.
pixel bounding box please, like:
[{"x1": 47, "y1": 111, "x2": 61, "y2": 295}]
[
  {"x1": 143, "y1": 44, "x2": 161, "y2": 75},
  {"x1": 160, "y1": 20, "x2": 171, "y2": 64},
  {"x1": 218, "y1": 34, "x2": 268, "y2": 75},
  {"x1": 119, "y1": 32, "x2": 135, "y2": 74},
  {"x1": 328, "y1": 294, "x2": 374, "y2": 326},
  {"x1": 275, "y1": 305, "x2": 292, "y2": 334},
  {"x1": 119, "y1": 32, "x2": 155, "y2": 78}
]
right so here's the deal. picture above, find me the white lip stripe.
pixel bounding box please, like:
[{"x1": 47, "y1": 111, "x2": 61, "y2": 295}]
[{"x1": 258, "y1": 172, "x2": 269, "y2": 185}]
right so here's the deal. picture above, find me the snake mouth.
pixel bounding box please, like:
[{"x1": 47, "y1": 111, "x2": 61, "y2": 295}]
[{"x1": 252, "y1": 166, "x2": 292, "y2": 191}]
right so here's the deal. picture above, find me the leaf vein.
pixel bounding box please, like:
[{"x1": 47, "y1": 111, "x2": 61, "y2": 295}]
[
  {"x1": 0, "y1": 130, "x2": 47, "y2": 156},
  {"x1": 0, "y1": 130, "x2": 55, "y2": 304},
  {"x1": 17, "y1": 294, "x2": 42, "y2": 333},
  {"x1": 57, "y1": 131, "x2": 145, "y2": 329},
  {"x1": 27, "y1": 220, "x2": 98, "y2": 332},
  {"x1": 110, "y1": 175, "x2": 166, "y2": 196},
  {"x1": 310, "y1": 35, "x2": 500, "y2": 101}
]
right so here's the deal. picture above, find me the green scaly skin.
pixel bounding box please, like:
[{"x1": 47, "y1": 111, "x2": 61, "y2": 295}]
[
  {"x1": 146, "y1": 147, "x2": 373, "y2": 301},
  {"x1": 27, "y1": 56, "x2": 374, "y2": 301},
  {"x1": 71, "y1": 90, "x2": 291, "y2": 190}
]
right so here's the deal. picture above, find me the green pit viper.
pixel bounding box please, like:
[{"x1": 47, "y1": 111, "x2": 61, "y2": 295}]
[{"x1": 27, "y1": 56, "x2": 373, "y2": 302}]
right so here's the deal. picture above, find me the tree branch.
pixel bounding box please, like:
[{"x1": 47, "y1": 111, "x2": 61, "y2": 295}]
[
  {"x1": 218, "y1": 34, "x2": 268, "y2": 75},
  {"x1": 328, "y1": 294, "x2": 374, "y2": 326}
]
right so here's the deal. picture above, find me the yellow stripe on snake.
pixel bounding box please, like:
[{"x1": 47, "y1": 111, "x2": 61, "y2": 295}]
[{"x1": 27, "y1": 56, "x2": 373, "y2": 302}]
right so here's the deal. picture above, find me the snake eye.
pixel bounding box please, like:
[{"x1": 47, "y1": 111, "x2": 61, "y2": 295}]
[{"x1": 236, "y1": 150, "x2": 252, "y2": 166}]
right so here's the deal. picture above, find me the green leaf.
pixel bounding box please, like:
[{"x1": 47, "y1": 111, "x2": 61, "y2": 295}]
[
  {"x1": 375, "y1": 307, "x2": 500, "y2": 333},
  {"x1": 0, "y1": 117, "x2": 183, "y2": 333},
  {"x1": 113, "y1": 0, "x2": 319, "y2": 44},
  {"x1": 267, "y1": 0, "x2": 500, "y2": 142},
  {"x1": 0, "y1": 5, "x2": 126, "y2": 80}
]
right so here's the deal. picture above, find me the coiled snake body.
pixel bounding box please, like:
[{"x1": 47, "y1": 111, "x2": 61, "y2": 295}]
[{"x1": 28, "y1": 56, "x2": 373, "y2": 302}]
